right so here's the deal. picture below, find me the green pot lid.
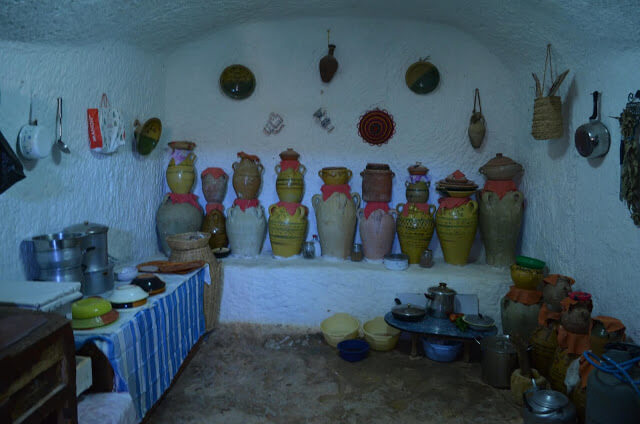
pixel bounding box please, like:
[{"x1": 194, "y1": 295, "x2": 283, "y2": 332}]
[
  {"x1": 72, "y1": 296, "x2": 112, "y2": 319},
  {"x1": 135, "y1": 118, "x2": 162, "y2": 155},
  {"x1": 220, "y1": 65, "x2": 256, "y2": 100},
  {"x1": 405, "y1": 60, "x2": 440, "y2": 94},
  {"x1": 516, "y1": 255, "x2": 546, "y2": 270}
]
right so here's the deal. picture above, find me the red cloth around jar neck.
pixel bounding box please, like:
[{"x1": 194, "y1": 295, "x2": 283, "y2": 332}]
[
  {"x1": 168, "y1": 193, "x2": 202, "y2": 211},
  {"x1": 201, "y1": 167, "x2": 227, "y2": 179},
  {"x1": 279, "y1": 160, "x2": 300, "y2": 171},
  {"x1": 233, "y1": 198, "x2": 259, "y2": 211},
  {"x1": 482, "y1": 180, "x2": 518, "y2": 199},
  {"x1": 275, "y1": 201, "x2": 307, "y2": 216},
  {"x1": 205, "y1": 202, "x2": 224, "y2": 214},
  {"x1": 321, "y1": 184, "x2": 351, "y2": 201},
  {"x1": 557, "y1": 323, "x2": 593, "y2": 355},
  {"x1": 538, "y1": 303, "x2": 562, "y2": 326},
  {"x1": 400, "y1": 202, "x2": 433, "y2": 216},
  {"x1": 506, "y1": 286, "x2": 542, "y2": 305},
  {"x1": 438, "y1": 197, "x2": 470, "y2": 209},
  {"x1": 364, "y1": 202, "x2": 389, "y2": 218}
]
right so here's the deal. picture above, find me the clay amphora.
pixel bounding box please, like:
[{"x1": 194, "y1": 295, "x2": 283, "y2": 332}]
[
  {"x1": 166, "y1": 154, "x2": 196, "y2": 194},
  {"x1": 530, "y1": 323, "x2": 559, "y2": 379},
  {"x1": 405, "y1": 181, "x2": 430, "y2": 203},
  {"x1": 357, "y1": 208, "x2": 396, "y2": 261},
  {"x1": 268, "y1": 204, "x2": 308, "y2": 257},
  {"x1": 232, "y1": 152, "x2": 264, "y2": 200},
  {"x1": 395, "y1": 203, "x2": 436, "y2": 264},
  {"x1": 478, "y1": 190, "x2": 524, "y2": 266},
  {"x1": 549, "y1": 347, "x2": 579, "y2": 394},
  {"x1": 319, "y1": 44, "x2": 338, "y2": 83},
  {"x1": 156, "y1": 195, "x2": 203, "y2": 256},
  {"x1": 435, "y1": 201, "x2": 478, "y2": 265},
  {"x1": 560, "y1": 292, "x2": 593, "y2": 334},
  {"x1": 312, "y1": 192, "x2": 361, "y2": 259},
  {"x1": 226, "y1": 204, "x2": 267, "y2": 257},
  {"x1": 201, "y1": 168, "x2": 228, "y2": 203},
  {"x1": 361, "y1": 164, "x2": 394, "y2": 203},
  {"x1": 500, "y1": 295, "x2": 541, "y2": 341},
  {"x1": 201, "y1": 208, "x2": 228, "y2": 249},
  {"x1": 542, "y1": 275, "x2": 574, "y2": 312},
  {"x1": 275, "y1": 165, "x2": 306, "y2": 203}
]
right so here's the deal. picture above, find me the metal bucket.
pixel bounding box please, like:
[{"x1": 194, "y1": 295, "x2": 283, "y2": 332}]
[
  {"x1": 478, "y1": 335, "x2": 519, "y2": 389},
  {"x1": 32, "y1": 232, "x2": 85, "y2": 270},
  {"x1": 82, "y1": 262, "x2": 114, "y2": 296}
]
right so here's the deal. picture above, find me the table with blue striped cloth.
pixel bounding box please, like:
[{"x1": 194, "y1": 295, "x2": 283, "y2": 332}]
[{"x1": 74, "y1": 267, "x2": 207, "y2": 420}]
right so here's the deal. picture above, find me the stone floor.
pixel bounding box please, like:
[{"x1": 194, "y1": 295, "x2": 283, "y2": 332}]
[{"x1": 147, "y1": 324, "x2": 521, "y2": 423}]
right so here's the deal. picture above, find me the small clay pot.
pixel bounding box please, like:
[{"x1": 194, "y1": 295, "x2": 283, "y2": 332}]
[
  {"x1": 201, "y1": 169, "x2": 228, "y2": 203},
  {"x1": 542, "y1": 275, "x2": 574, "y2": 312},
  {"x1": 361, "y1": 164, "x2": 394, "y2": 202},
  {"x1": 279, "y1": 148, "x2": 300, "y2": 161},
  {"x1": 479, "y1": 153, "x2": 524, "y2": 181},
  {"x1": 560, "y1": 292, "x2": 593, "y2": 334},
  {"x1": 201, "y1": 208, "x2": 228, "y2": 249},
  {"x1": 408, "y1": 162, "x2": 429, "y2": 176},
  {"x1": 319, "y1": 44, "x2": 339, "y2": 83},
  {"x1": 318, "y1": 167, "x2": 352, "y2": 185},
  {"x1": 405, "y1": 181, "x2": 430, "y2": 203}
]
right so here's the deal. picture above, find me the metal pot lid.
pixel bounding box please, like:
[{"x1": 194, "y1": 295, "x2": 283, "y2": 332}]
[
  {"x1": 392, "y1": 299, "x2": 425, "y2": 317},
  {"x1": 63, "y1": 221, "x2": 109, "y2": 235},
  {"x1": 481, "y1": 335, "x2": 516, "y2": 354},
  {"x1": 408, "y1": 162, "x2": 429, "y2": 175},
  {"x1": 480, "y1": 153, "x2": 521, "y2": 169},
  {"x1": 526, "y1": 389, "x2": 569, "y2": 412},
  {"x1": 428, "y1": 282, "x2": 456, "y2": 296}
]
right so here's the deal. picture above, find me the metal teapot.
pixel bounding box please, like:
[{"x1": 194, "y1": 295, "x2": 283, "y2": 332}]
[{"x1": 522, "y1": 379, "x2": 577, "y2": 423}]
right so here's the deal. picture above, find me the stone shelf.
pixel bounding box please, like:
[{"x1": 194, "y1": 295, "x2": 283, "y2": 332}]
[{"x1": 219, "y1": 253, "x2": 511, "y2": 330}]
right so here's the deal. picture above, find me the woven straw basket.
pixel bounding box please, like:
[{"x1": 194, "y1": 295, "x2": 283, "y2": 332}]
[
  {"x1": 532, "y1": 96, "x2": 563, "y2": 140},
  {"x1": 166, "y1": 232, "x2": 222, "y2": 331}
]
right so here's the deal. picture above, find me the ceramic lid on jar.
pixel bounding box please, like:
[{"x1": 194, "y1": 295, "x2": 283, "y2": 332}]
[
  {"x1": 482, "y1": 153, "x2": 520, "y2": 168},
  {"x1": 428, "y1": 282, "x2": 456, "y2": 295},
  {"x1": 408, "y1": 162, "x2": 429, "y2": 175},
  {"x1": 64, "y1": 221, "x2": 109, "y2": 235},
  {"x1": 436, "y1": 170, "x2": 478, "y2": 190},
  {"x1": 279, "y1": 148, "x2": 300, "y2": 161}
]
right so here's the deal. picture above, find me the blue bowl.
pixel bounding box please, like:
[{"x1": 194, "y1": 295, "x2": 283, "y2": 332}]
[
  {"x1": 421, "y1": 337, "x2": 462, "y2": 362},
  {"x1": 337, "y1": 339, "x2": 370, "y2": 362}
]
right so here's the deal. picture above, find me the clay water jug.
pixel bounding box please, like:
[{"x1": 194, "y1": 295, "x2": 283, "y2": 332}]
[
  {"x1": 268, "y1": 203, "x2": 308, "y2": 258},
  {"x1": 226, "y1": 204, "x2": 267, "y2": 257},
  {"x1": 542, "y1": 275, "x2": 574, "y2": 312},
  {"x1": 361, "y1": 163, "x2": 394, "y2": 203},
  {"x1": 560, "y1": 292, "x2": 593, "y2": 334},
  {"x1": 201, "y1": 206, "x2": 228, "y2": 249},
  {"x1": 435, "y1": 201, "x2": 478, "y2": 265},
  {"x1": 319, "y1": 44, "x2": 338, "y2": 83},
  {"x1": 478, "y1": 190, "x2": 524, "y2": 266},
  {"x1": 232, "y1": 152, "x2": 264, "y2": 200},
  {"x1": 275, "y1": 165, "x2": 306, "y2": 203},
  {"x1": 201, "y1": 168, "x2": 229, "y2": 203},
  {"x1": 357, "y1": 208, "x2": 396, "y2": 261},
  {"x1": 530, "y1": 323, "x2": 559, "y2": 379},
  {"x1": 395, "y1": 203, "x2": 436, "y2": 264},
  {"x1": 156, "y1": 194, "x2": 203, "y2": 256},
  {"x1": 312, "y1": 192, "x2": 360, "y2": 259},
  {"x1": 501, "y1": 295, "x2": 541, "y2": 342}
]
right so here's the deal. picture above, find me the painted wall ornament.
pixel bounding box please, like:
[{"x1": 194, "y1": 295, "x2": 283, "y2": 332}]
[
  {"x1": 313, "y1": 108, "x2": 334, "y2": 133},
  {"x1": 358, "y1": 108, "x2": 395, "y2": 146},
  {"x1": 219, "y1": 64, "x2": 256, "y2": 100},
  {"x1": 405, "y1": 57, "x2": 440, "y2": 94},
  {"x1": 263, "y1": 113, "x2": 284, "y2": 135}
]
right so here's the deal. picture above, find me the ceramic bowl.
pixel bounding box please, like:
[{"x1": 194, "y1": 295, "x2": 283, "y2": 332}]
[
  {"x1": 384, "y1": 253, "x2": 409, "y2": 271},
  {"x1": 362, "y1": 317, "x2": 400, "y2": 351},
  {"x1": 212, "y1": 247, "x2": 231, "y2": 258},
  {"x1": 462, "y1": 314, "x2": 496, "y2": 331},
  {"x1": 109, "y1": 285, "x2": 149, "y2": 309},
  {"x1": 72, "y1": 309, "x2": 119, "y2": 330},
  {"x1": 318, "y1": 167, "x2": 352, "y2": 185},
  {"x1": 131, "y1": 274, "x2": 166, "y2": 296},
  {"x1": 511, "y1": 264, "x2": 544, "y2": 290},
  {"x1": 320, "y1": 313, "x2": 360, "y2": 347},
  {"x1": 115, "y1": 265, "x2": 138, "y2": 281},
  {"x1": 337, "y1": 339, "x2": 370, "y2": 362},
  {"x1": 72, "y1": 297, "x2": 112, "y2": 320}
]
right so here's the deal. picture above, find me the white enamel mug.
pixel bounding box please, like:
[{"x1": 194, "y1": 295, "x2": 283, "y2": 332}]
[{"x1": 18, "y1": 124, "x2": 51, "y2": 159}]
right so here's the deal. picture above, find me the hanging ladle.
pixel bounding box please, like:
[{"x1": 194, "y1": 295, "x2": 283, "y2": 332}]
[{"x1": 55, "y1": 97, "x2": 70, "y2": 154}]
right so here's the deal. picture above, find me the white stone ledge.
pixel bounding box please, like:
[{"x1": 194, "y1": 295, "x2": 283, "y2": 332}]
[{"x1": 219, "y1": 254, "x2": 511, "y2": 331}]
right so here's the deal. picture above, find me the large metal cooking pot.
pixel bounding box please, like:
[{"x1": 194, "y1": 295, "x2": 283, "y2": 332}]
[
  {"x1": 477, "y1": 334, "x2": 519, "y2": 389},
  {"x1": 523, "y1": 380, "x2": 577, "y2": 423},
  {"x1": 574, "y1": 91, "x2": 610, "y2": 159},
  {"x1": 63, "y1": 221, "x2": 109, "y2": 271},
  {"x1": 82, "y1": 262, "x2": 114, "y2": 296},
  {"x1": 37, "y1": 265, "x2": 85, "y2": 284},
  {"x1": 424, "y1": 282, "x2": 456, "y2": 318},
  {"x1": 32, "y1": 232, "x2": 86, "y2": 270}
]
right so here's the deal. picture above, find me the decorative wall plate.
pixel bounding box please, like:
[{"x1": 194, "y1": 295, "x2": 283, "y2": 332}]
[
  {"x1": 405, "y1": 59, "x2": 440, "y2": 94},
  {"x1": 219, "y1": 65, "x2": 256, "y2": 100},
  {"x1": 358, "y1": 109, "x2": 396, "y2": 146}
]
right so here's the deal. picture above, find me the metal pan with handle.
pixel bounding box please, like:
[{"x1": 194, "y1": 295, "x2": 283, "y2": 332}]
[
  {"x1": 391, "y1": 298, "x2": 426, "y2": 322},
  {"x1": 575, "y1": 91, "x2": 610, "y2": 158}
]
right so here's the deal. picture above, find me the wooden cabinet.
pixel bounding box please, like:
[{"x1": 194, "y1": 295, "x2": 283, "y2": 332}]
[{"x1": 0, "y1": 307, "x2": 77, "y2": 424}]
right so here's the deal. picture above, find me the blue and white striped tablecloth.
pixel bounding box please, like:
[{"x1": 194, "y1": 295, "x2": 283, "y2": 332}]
[{"x1": 74, "y1": 268, "x2": 206, "y2": 420}]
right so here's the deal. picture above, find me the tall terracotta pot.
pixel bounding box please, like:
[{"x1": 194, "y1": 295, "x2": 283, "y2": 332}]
[
  {"x1": 156, "y1": 195, "x2": 203, "y2": 256},
  {"x1": 201, "y1": 168, "x2": 229, "y2": 203},
  {"x1": 275, "y1": 164, "x2": 306, "y2": 203},
  {"x1": 268, "y1": 204, "x2": 308, "y2": 257},
  {"x1": 357, "y1": 208, "x2": 396, "y2": 261},
  {"x1": 226, "y1": 204, "x2": 267, "y2": 257},
  {"x1": 232, "y1": 152, "x2": 264, "y2": 200},
  {"x1": 395, "y1": 203, "x2": 436, "y2": 264},
  {"x1": 435, "y1": 201, "x2": 478, "y2": 265},
  {"x1": 361, "y1": 164, "x2": 394, "y2": 203},
  {"x1": 478, "y1": 190, "x2": 524, "y2": 266},
  {"x1": 201, "y1": 207, "x2": 228, "y2": 249},
  {"x1": 312, "y1": 192, "x2": 361, "y2": 259}
]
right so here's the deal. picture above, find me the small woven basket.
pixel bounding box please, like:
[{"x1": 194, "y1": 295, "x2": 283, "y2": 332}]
[
  {"x1": 532, "y1": 96, "x2": 563, "y2": 140},
  {"x1": 167, "y1": 231, "x2": 222, "y2": 331}
]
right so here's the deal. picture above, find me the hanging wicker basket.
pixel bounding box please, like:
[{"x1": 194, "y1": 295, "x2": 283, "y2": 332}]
[{"x1": 532, "y1": 96, "x2": 563, "y2": 140}]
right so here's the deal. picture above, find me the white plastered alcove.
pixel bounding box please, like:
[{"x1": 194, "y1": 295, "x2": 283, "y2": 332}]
[{"x1": 0, "y1": 1, "x2": 639, "y2": 340}]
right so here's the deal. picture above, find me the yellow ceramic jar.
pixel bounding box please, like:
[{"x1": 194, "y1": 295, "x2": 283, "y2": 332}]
[
  {"x1": 275, "y1": 166, "x2": 305, "y2": 203},
  {"x1": 510, "y1": 264, "x2": 544, "y2": 290},
  {"x1": 166, "y1": 164, "x2": 195, "y2": 194},
  {"x1": 268, "y1": 204, "x2": 308, "y2": 257},
  {"x1": 435, "y1": 201, "x2": 478, "y2": 265},
  {"x1": 395, "y1": 203, "x2": 436, "y2": 264},
  {"x1": 318, "y1": 167, "x2": 352, "y2": 185}
]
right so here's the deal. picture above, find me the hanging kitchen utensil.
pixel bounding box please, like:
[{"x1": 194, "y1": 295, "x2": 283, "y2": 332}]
[
  {"x1": 531, "y1": 44, "x2": 569, "y2": 140},
  {"x1": 0, "y1": 128, "x2": 26, "y2": 194},
  {"x1": 575, "y1": 91, "x2": 610, "y2": 158},
  {"x1": 616, "y1": 91, "x2": 640, "y2": 225},
  {"x1": 18, "y1": 95, "x2": 51, "y2": 160},
  {"x1": 468, "y1": 88, "x2": 486, "y2": 148},
  {"x1": 133, "y1": 117, "x2": 162, "y2": 155},
  {"x1": 55, "y1": 98, "x2": 70, "y2": 154}
]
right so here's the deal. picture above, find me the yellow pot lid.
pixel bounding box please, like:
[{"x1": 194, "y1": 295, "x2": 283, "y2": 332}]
[{"x1": 72, "y1": 296, "x2": 112, "y2": 319}]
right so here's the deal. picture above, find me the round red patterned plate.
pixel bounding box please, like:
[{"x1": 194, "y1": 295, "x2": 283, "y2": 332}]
[{"x1": 358, "y1": 109, "x2": 396, "y2": 146}]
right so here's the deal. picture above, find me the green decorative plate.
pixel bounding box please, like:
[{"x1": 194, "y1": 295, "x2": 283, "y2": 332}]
[
  {"x1": 220, "y1": 65, "x2": 256, "y2": 100},
  {"x1": 516, "y1": 255, "x2": 546, "y2": 270},
  {"x1": 405, "y1": 60, "x2": 440, "y2": 94},
  {"x1": 135, "y1": 118, "x2": 162, "y2": 155}
]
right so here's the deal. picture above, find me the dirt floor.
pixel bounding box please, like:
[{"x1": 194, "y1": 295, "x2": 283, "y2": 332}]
[{"x1": 147, "y1": 324, "x2": 521, "y2": 423}]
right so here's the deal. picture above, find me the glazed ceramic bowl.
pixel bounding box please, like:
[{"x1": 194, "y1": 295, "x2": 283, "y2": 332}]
[
  {"x1": 166, "y1": 165, "x2": 195, "y2": 194},
  {"x1": 212, "y1": 247, "x2": 231, "y2": 258},
  {"x1": 362, "y1": 317, "x2": 400, "y2": 351},
  {"x1": 384, "y1": 254, "x2": 409, "y2": 271},
  {"x1": 510, "y1": 264, "x2": 544, "y2": 290},
  {"x1": 72, "y1": 309, "x2": 119, "y2": 330},
  {"x1": 131, "y1": 274, "x2": 166, "y2": 296},
  {"x1": 115, "y1": 265, "x2": 138, "y2": 281},
  {"x1": 109, "y1": 285, "x2": 149, "y2": 309},
  {"x1": 72, "y1": 297, "x2": 112, "y2": 320},
  {"x1": 318, "y1": 167, "x2": 352, "y2": 185},
  {"x1": 320, "y1": 313, "x2": 360, "y2": 347}
]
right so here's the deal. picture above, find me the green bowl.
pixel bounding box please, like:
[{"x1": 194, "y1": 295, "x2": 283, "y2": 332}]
[
  {"x1": 72, "y1": 297, "x2": 112, "y2": 320},
  {"x1": 515, "y1": 255, "x2": 546, "y2": 270}
]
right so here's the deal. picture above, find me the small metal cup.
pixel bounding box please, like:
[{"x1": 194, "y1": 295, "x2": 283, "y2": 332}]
[{"x1": 351, "y1": 243, "x2": 364, "y2": 262}]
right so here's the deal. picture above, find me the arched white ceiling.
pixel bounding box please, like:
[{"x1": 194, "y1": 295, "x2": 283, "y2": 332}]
[{"x1": 1, "y1": 0, "x2": 639, "y2": 59}]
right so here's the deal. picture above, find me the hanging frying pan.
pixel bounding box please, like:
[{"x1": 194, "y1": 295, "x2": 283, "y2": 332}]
[{"x1": 575, "y1": 91, "x2": 610, "y2": 158}]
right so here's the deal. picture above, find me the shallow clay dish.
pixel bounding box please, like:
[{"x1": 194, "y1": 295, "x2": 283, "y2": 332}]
[{"x1": 72, "y1": 309, "x2": 119, "y2": 330}]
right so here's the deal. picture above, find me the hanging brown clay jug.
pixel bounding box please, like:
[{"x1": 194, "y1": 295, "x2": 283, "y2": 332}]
[
  {"x1": 395, "y1": 203, "x2": 436, "y2": 264},
  {"x1": 478, "y1": 190, "x2": 524, "y2": 266},
  {"x1": 201, "y1": 168, "x2": 229, "y2": 203},
  {"x1": 312, "y1": 192, "x2": 360, "y2": 259},
  {"x1": 357, "y1": 208, "x2": 396, "y2": 261},
  {"x1": 201, "y1": 206, "x2": 228, "y2": 249},
  {"x1": 560, "y1": 292, "x2": 593, "y2": 334},
  {"x1": 361, "y1": 164, "x2": 394, "y2": 203},
  {"x1": 319, "y1": 44, "x2": 338, "y2": 83},
  {"x1": 435, "y1": 201, "x2": 478, "y2": 265},
  {"x1": 268, "y1": 203, "x2": 308, "y2": 258},
  {"x1": 232, "y1": 152, "x2": 264, "y2": 200},
  {"x1": 468, "y1": 88, "x2": 486, "y2": 148}
]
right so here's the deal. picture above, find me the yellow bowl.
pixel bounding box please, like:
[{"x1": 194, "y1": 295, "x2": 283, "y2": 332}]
[
  {"x1": 363, "y1": 317, "x2": 400, "y2": 351},
  {"x1": 320, "y1": 313, "x2": 360, "y2": 347},
  {"x1": 510, "y1": 264, "x2": 543, "y2": 290}
]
